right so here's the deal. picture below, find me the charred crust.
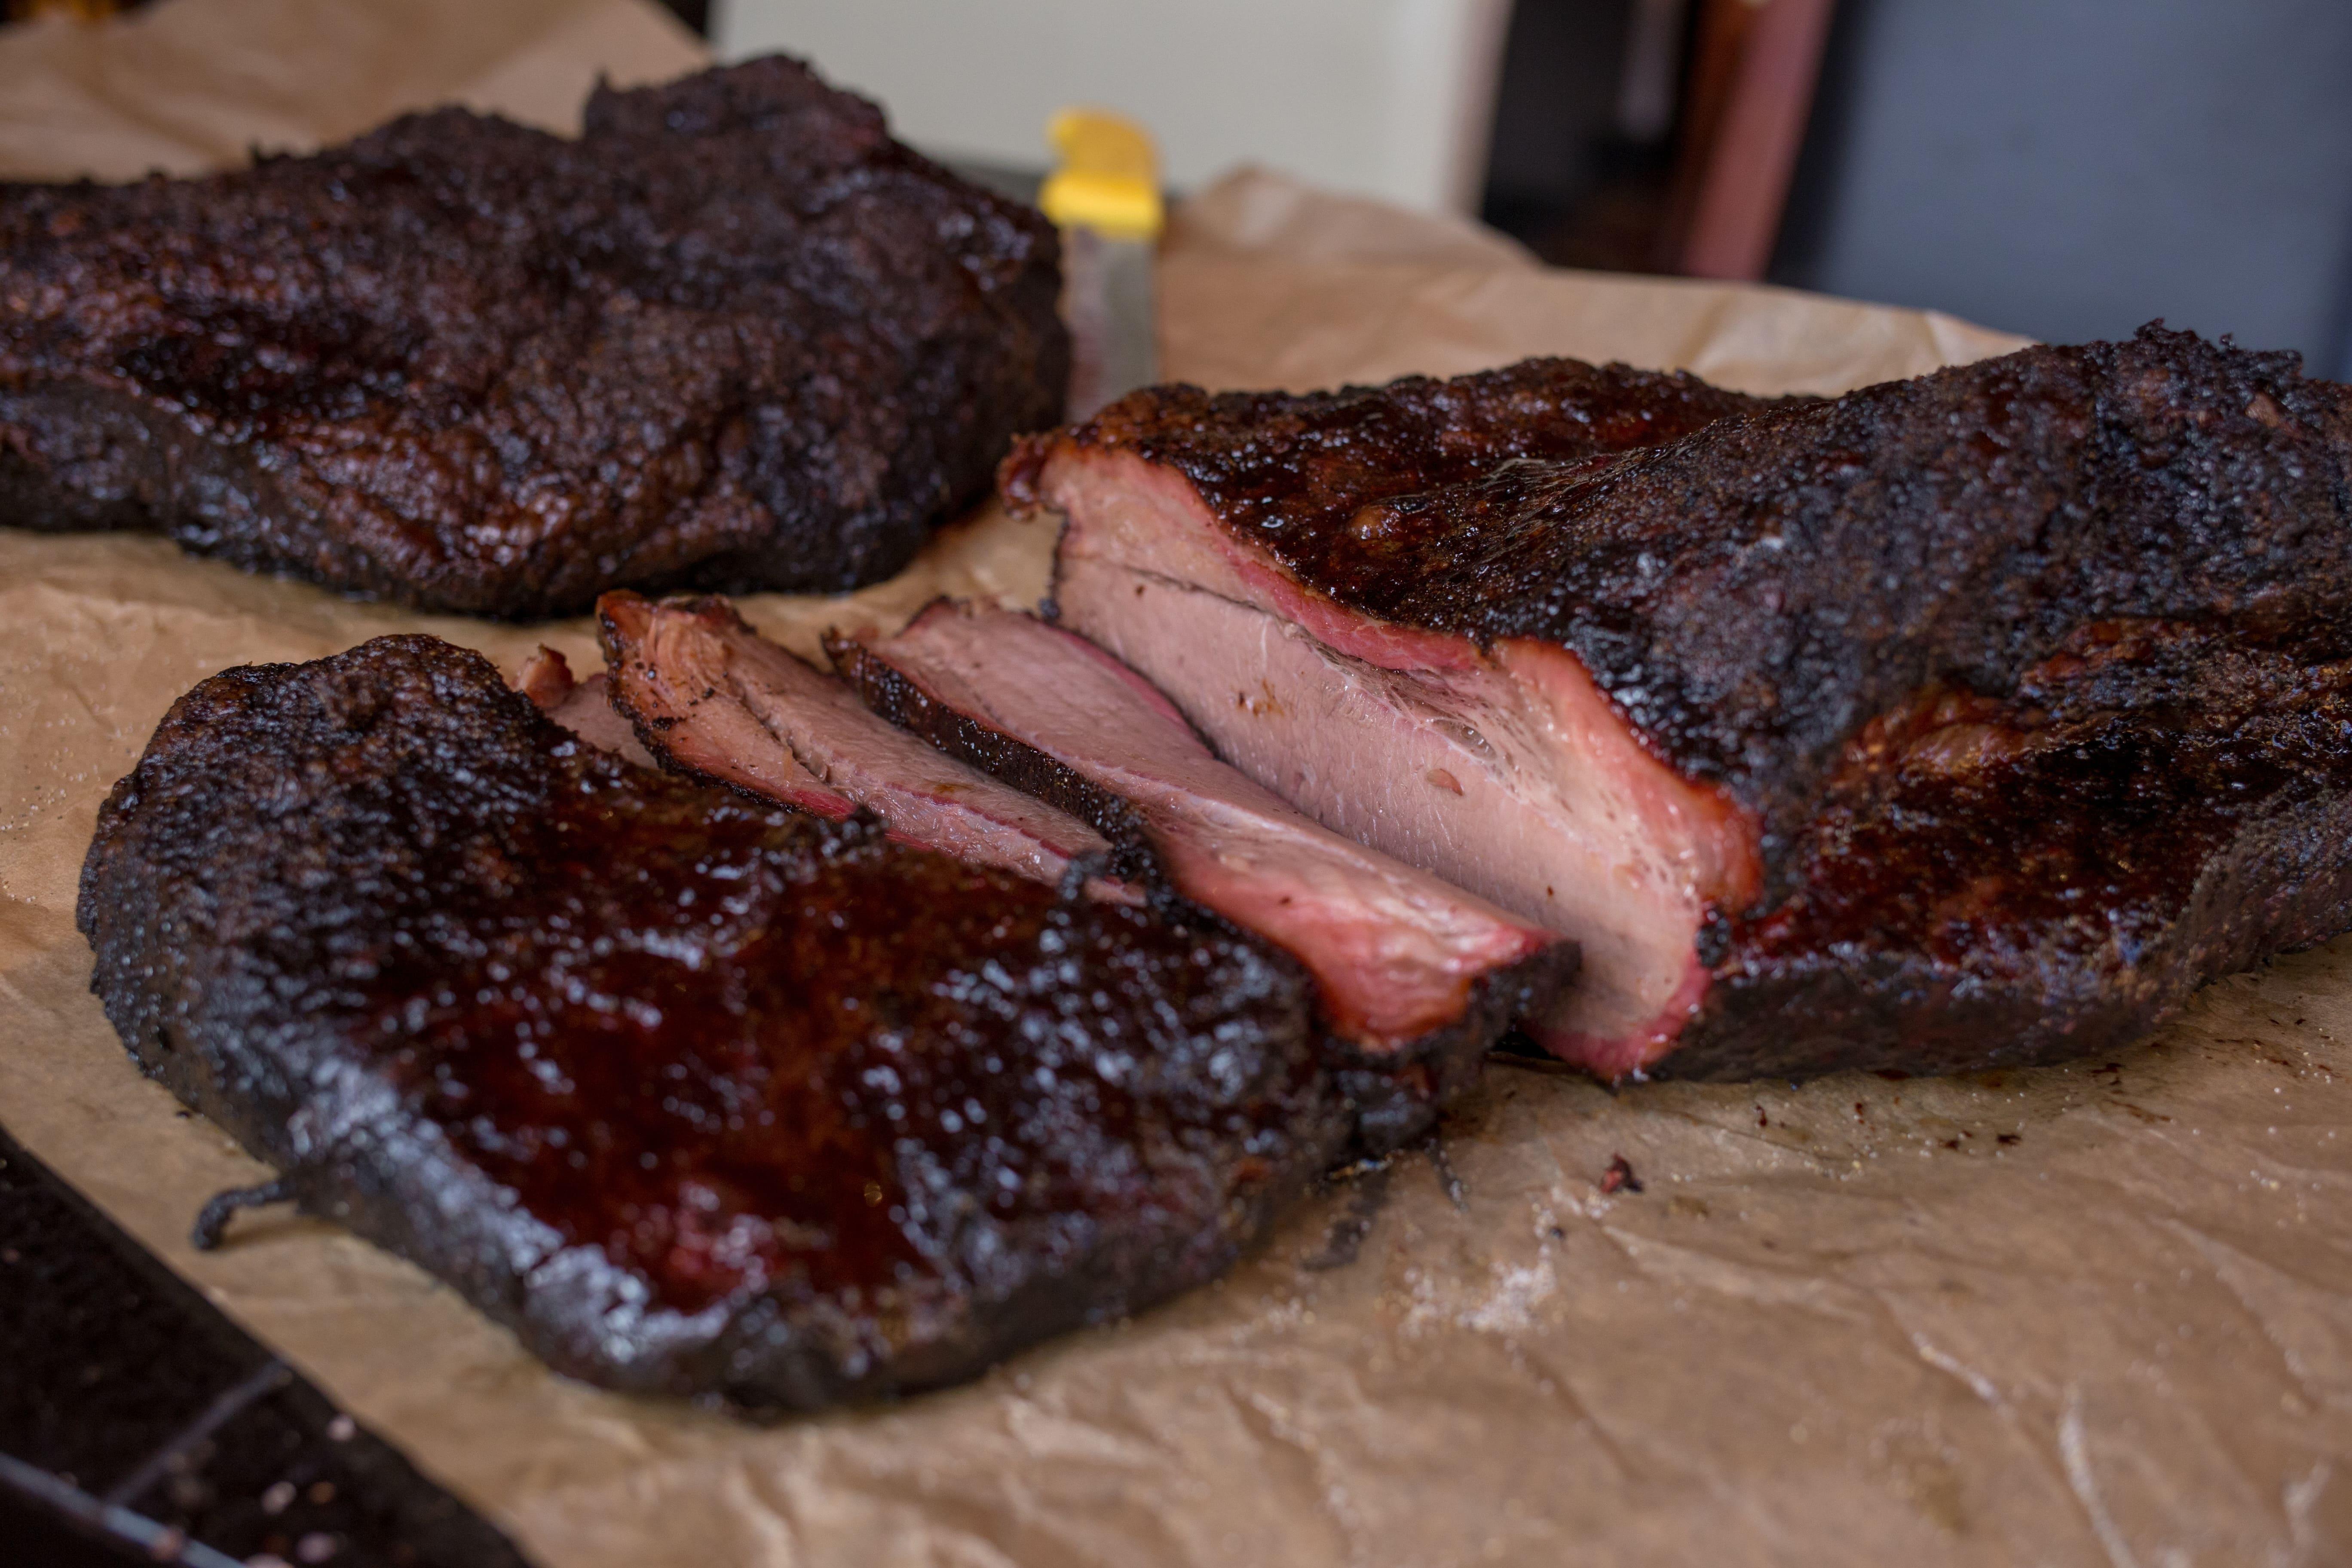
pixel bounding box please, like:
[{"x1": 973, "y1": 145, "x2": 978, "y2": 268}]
[
  {"x1": 77, "y1": 634, "x2": 1342, "y2": 1410},
  {"x1": 190, "y1": 1175, "x2": 300, "y2": 1251},
  {"x1": 0, "y1": 59, "x2": 1070, "y2": 617},
  {"x1": 1334, "y1": 940, "x2": 1580, "y2": 1156},
  {"x1": 1694, "y1": 907, "x2": 1732, "y2": 968},
  {"x1": 1669, "y1": 631, "x2": 2352, "y2": 1079}
]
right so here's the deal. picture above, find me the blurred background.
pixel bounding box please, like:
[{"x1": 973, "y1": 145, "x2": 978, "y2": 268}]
[
  {"x1": 16, "y1": 0, "x2": 2351, "y2": 373},
  {"x1": 710, "y1": 0, "x2": 2352, "y2": 376}
]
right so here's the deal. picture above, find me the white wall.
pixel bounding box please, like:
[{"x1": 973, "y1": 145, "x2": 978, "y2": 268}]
[{"x1": 711, "y1": 0, "x2": 1510, "y2": 213}]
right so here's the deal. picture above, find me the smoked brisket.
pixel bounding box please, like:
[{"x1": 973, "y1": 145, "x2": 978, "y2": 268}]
[
  {"x1": 77, "y1": 636, "x2": 1340, "y2": 1409},
  {"x1": 596, "y1": 590, "x2": 1137, "y2": 899},
  {"x1": 1011, "y1": 326, "x2": 2352, "y2": 1077},
  {"x1": 0, "y1": 57, "x2": 1068, "y2": 616},
  {"x1": 828, "y1": 598, "x2": 1576, "y2": 1149}
]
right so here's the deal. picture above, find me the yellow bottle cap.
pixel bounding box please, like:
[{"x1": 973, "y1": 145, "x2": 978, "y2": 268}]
[{"x1": 1038, "y1": 108, "x2": 1164, "y2": 242}]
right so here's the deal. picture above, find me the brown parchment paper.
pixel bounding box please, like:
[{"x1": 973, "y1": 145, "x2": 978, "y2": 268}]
[{"x1": 6, "y1": 6, "x2": 2352, "y2": 1564}]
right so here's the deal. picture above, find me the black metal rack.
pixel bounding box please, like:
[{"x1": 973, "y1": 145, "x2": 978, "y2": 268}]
[{"x1": 0, "y1": 1127, "x2": 531, "y2": 1567}]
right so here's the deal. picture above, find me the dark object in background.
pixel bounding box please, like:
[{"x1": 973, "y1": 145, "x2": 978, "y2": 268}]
[
  {"x1": 1481, "y1": 0, "x2": 1687, "y2": 273},
  {"x1": 1483, "y1": 0, "x2": 2352, "y2": 380},
  {"x1": 77, "y1": 634, "x2": 1341, "y2": 1411},
  {"x1": 1481, "y1": 0, "x2": 1835, "y2": 279},
  {"x1": 0, "y1": 1127, "x2": 530, "y2": 1567},
  {"x1": 1774, "y1": 0, "x2": 2352, "y2": 378},
  {"x1": 1011, "y1": 326, "x2": 2352, "y2": 1080},
  {"x1": 1662, "y1": 0, "x2": 1834, "y2": 278},
  {"x1": 0, "y1": 56, "x2": 1069, "y2": 617}
]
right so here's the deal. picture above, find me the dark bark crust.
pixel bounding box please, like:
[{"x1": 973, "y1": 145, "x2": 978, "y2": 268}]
[
  {"x1": 998, "y1": 355, "x2": 1776, "y2": 554},
  {"x1": 1668, "y1": 623, "x2": 2352, "y2": 1079},
  {"x1": 1, "y1": 57, "x2": 1069, "y2": 618},
  {"x1": 1020, "y1": 329, "x2": 2352, "y2": 883},
  {"x1": 827, "y1": 623, "x2": 1577, "y2": 1151},
  {"x1": 77, "y1": 635, "x2": 1343, "y2": 1411},
  {"x1": 1015, "y1": 329, "x2": 2352, "y2": 1079}
]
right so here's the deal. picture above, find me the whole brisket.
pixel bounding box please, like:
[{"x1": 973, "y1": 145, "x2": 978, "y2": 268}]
[
  {"x1": 77, "y1": 636, "x2": 1340, "y2": 1409},
  {"x1": 1011, "y1": 326, "x2": 2352, "y2": 1078},
  {"x1": 0, "y1": 57, "x2": 1068, "y2": 617}
]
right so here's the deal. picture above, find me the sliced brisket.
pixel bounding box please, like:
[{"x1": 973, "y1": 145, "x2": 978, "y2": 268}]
[
  {"x1": 595, "y1": 591, "x2": 1132, "y2": 897},
  {"x1": 0, "y1": 57, "x2": 1067, "y2": 617},
  {"x1": 1009, "y1": 327, "x2": 2352, "y2": 1077},
  {"x1": 77, "y1": 635, "x2": 1339, "y2": 1409},
  {"x1": 828, "y1": 599, "x2": 1577, "y2": 1148},
  {"x1": 511, "y1": 645, "x2": 655, "y2": 766}
]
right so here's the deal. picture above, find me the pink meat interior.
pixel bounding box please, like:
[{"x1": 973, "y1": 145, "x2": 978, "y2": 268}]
[
  {"x1": 860, "y1": 600, "x2": 1557, "y2": 1051},
  {"x1": 598, "y1": 594, "x2": 1127, "y2": 895},
  {"x1": 512, "y1": 646, "x2": 658, "y2": 768},
  {"x1": 1043, "y1": 450, "x2": 1759, "y2": 1076}
]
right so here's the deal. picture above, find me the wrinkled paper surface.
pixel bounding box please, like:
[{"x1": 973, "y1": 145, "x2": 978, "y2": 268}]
[{"x1": 3, "y1": 4, "x2": 2350, "y2": 1564}]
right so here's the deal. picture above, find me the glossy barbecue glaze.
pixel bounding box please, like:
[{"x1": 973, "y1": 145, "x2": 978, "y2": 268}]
[{"x1": 78, "y1": 636, "x2": 1338, "y2": 1409}]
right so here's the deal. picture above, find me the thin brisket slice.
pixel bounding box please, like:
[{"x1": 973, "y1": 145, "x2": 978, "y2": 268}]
[
  {"x1": 828, "y1": 599, "x2": 1577, "y2": 1149},
  {"x1": 595, "y1": 590, "x2": 1134, "y2": 898},
  {"x1": 0, "y1": 57, "x2": 1067, "y2": 616},
  {"x1": 1008, "y1": 326, "x2": 2352, "y2": 1077},
  {"x1": 77, "y1": 635, "x2": 1338, "y2": 1409},
  {"x1": 511, "y1": 646, "x2": 654, "y2": 766}
]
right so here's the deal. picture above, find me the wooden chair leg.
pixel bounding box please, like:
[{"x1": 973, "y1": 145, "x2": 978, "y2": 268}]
[{"x1": 1665, "y1": 0, "x2": 1839, "y2": 281}]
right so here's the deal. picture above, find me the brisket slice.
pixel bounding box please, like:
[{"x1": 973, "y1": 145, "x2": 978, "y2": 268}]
[
  {"x1": 0, "y1": 57, "x2": 1067, "y2": 617},
  {"x1": 1008, "y1": 326, "x2": 2352, "y2": 1077},
  {"x1": 827, "y1": 600, "x2": 1577, "y2": 1151},
  {"x1": 595, "y1": 591, "x2": 1135, "y2": 899},
  {"x1": 511, "y1": 646, "x2": 655, "y2": 766},
  {"x1": 77, "y1": 635, "x2": 1340, "y2": 1409}
]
